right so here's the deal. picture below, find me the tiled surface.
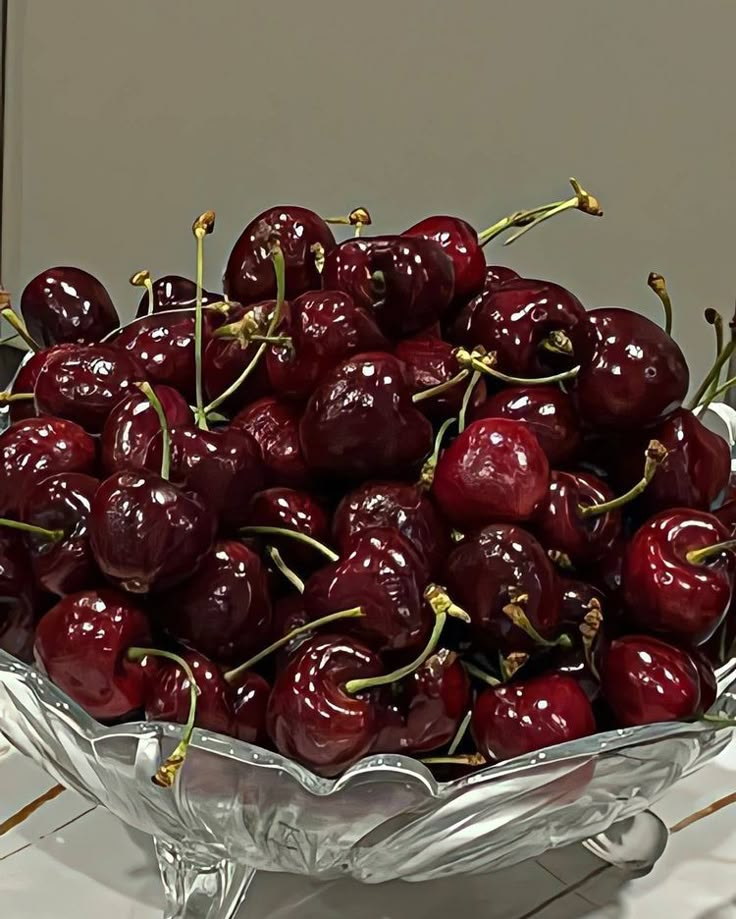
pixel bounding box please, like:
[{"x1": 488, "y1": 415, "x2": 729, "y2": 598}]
[{"x1": 1, "y1": 735, "x2": 735, "y2": 918}]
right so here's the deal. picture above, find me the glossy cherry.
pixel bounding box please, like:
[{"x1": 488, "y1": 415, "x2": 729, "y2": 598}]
[
  {"x1": 601, "y1": 635, "x2": 703, "y2": 726},
  {"x1": 247, "y1": 487, "x2": 329, "y2": 569},
  {"x1": 34, "y1": 589, "x2": 151, "y2": 721},
  {"x1": 89, "y1": 468, "x2": 215, "y2": 593},
  {"x1": 21, "y1": 472, "x2": 100, "y2": 596},
  {"x1": 560, "y1": 578, "x2": 607, "y2": 629},
  {"x1": 34, "y1": 344, "x2": 146, "y2": 434},
  {"x1": 622, "y1": 510, "x2": 735, "y2": 646},
  {"x1": 0, "y1": 417, "x2": 97, "y2": 517},
  {"x1": 472, "y1": 673, "x2": 596, "y2": 761},
  {"x1": 0, "y1": 531, "x2": 39, "y2": 661},
  {"x1": 135, "y1": 275, "x2": 222, "y2": 318},
  {"x1": 571, "y1": 308, "x2": 689, "y2": 429},
  {"x1": 224, "y1": 205, "x2": 336, "y2": 304},
  {"x1": 231, "y1": 397, "x2": 310, "y2": 488},
  {"x1": 7, "y1": 344, "x2": 77, "y2": 423},
  {"x1": 402, "y1": 216, "x2": 485, "y2": 303},
  {"x1": 21, "y1": 267, "x2": 119, "y2": 346},
  {"x1": 156, "y1": 540, "x2": 272, "y2": 666},
  {"x1": 267, "y1": 634, "x2": 384, "y2": 777},
  {"x1": 471, "y1": 385, "x2": 581, "y2": 466},
  {"x1": 432, "y1": 418, "x2": 550, "y2": 527},
  {"x1": 266, "y1": 290, "x2": 388, "y2": 401},
  {"x1": 299, "y1": 353, "x2": 433, "y2": 479},
  {"x1": 321, "y1": 236, "x2": 455, "y2": 338},
  {"x1": 481, "y1": 265, "x2": 520, "y2": 293},
  {"x1": 443, "y1": 524, "x2": 563, "y2": 654}
]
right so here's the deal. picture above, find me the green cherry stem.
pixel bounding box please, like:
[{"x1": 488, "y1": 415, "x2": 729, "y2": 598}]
[
  {"x1": 500, "y1": 178, "x2": 603, "y2": 247},
  {"x1": 686, "y1": 539, "x2": 736, "y2": 566},
  {"x1": 699, "y1": 309, "x2": 726, "y2": 409},
  {"x1": 266, "y1": 545, "x2": 305, "y2": 593},
  {"x1": 419, "y1": 417, "x2": 457, "y2": 489},
  {"x1": 0, "y1": 392, "x2": 34, "y2": 404},
  {"x1": 578, "y1": 439, "x2": 667, "y2": 518},
  {"x1": 126, "y1": 648, "x2": 199, "y2": 788},
  {"x1": 447, "y1": 709, "x2": 473, "y2": 756},
  {"x1": 462, "y1": 661, "x2": 501, "y2": 687},
  {"x1": 503, "y1": 594, "x2": 572, "y2": 648},
  {"x1": 0, "y1": 308, "x2": 39, "y2": 353},
  {"x1": 239, "y1": 525, "x2": 339, "y2": 562},
  {"x1": 192, "y1": 210, "x2": 216, "y2": 430},
  {"x1": 689, "y1": 339, "x2": 736, "y2": 410},
  {"x1": 420, "y1": 753, "x2": 487, "y2": 767},
  {"x1": 130, "y1": 270, "x2": 155, "y2": 318},
  {"x1": 458, "y1": 370, "x2": 482, "y2": 433},
  {"x1": 345, "y1": 585, "x2": 470, "y2": 695},
  {"x1": 412, "y1": 369, "x2": 470, "y2": 403},
  {"x1": 324, "y1": 207, "x2": 372, "y2": 237},
  {"x1": 697, "y1": 373, "x2": 736, "y2": 407},
  {"x1": 454, "y1": 347, "x2": 579, "y2": 386},
  {"x1": 223, "y1": 607, "x2": 364, "y2": 684},
  {"x1": 135, "y1": 382, "x2": 171, "y2": 480},
  {"x1": 0, "y1": 518, "x2": 64, "y2": 541},
  {"x1": 648, "y1": 272, "x2": 673, "y2": 336}
]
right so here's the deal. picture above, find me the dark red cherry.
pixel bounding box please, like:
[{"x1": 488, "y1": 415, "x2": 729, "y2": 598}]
[
  {"x1": 601, "y1": 635, "x2": 702, "y2": 726},
  {"x1": 444, "y1": 524, "x2": 563, "y2": 654},
  {"x1": 34, "y1": 345, "x2": 146, "y2": 434},
  {"x1": 265, "y1": 290, "x2": 389, "y2": 401},
  {"x1": 231, "y1": 397, "x2": 310, "y2": 488},
  {"x1": 571, "y1": 308, "x2": 689, "y2": 429},
  {"x1": 321, "y1": 236, "x2": 455, "y2": 338},
  {"x1": 100, "y1": 385, "x2": 192, "y2": 475},
  {"x1": 692, "y1": 650, "x2": 718, "y2": 712},
  {"x1": 224, "y1": 206, "x2": 335, "y2": 305},
  {"x1": 533, "y1": 470, "x2": 621, "y2": 566},
  {"x1": 471, "y1": 385, "x2": 581, "y2": 466},
  {"x1": 34, "y1": 589, "x2": 151, "y2": 721},
  {"x1": 560, "y1": 578, "x2": 607, "y2": 629},
  {"x1": 155, "y1": 540, "x2": 271, "y2": 666},
  {"x1": 395, "y1": 335, "x2": 486, "y2": 420},
  {"x1": 0, "y1": 531, "x2": 40, "y2": 661},
  {"x1": 299, "y1": 353, "x2": 433, "y2": 480},
  {"x1": 21, "y1": 267, "x2": 119, "y2": 346},
  {"x1": 229, "y1": 670, "x2": 271, "y2": 744},
  {"x1": 432, "y1": 418, "x2": 549, "y2": 527},
  {"x1": 715, "y1": 499, "x2": 736, "y2": 535},
  {"x1": 247, "y1": 487, "x2": 329, "y2": 569},
  {"x1": 402, "y1": 216, "x2": 485, "y2": 303},
  {"x1": 333, "y1": 480, "x2": 449, "y2": 577},
  {"x1": 303, "y1": 528, "x2": 429, "y2": 654},
  {"x1": 472, "y1": 673, "x2": 596, "y2": 761},
  {"x1": 0, "y1": 417, "x2": 97, "y2": 517},
  {"x1": 135, "y1": 275, "x2": 222, "y2": 318},
  {"x1": 450, "y1": 278, "x2": 587, "y2": 376},
  {"x1": 21, "y1": 472, "x2": 100, "y2": 596},
  {"x1": 8, "y1": 344, "x2": 77, "y2": 423},
  {"x1": 267, "y1": 634, "x2": 383, "y2": 777},
  {"x1": 89, "y1": 468, "x2": 215, "y2": 594},
  {"x1": 482, "y1": 265, "x2": 520, "y2": 293},
  {"x1": 622, "y1": 510, "x2": 735, "y2": 646}
]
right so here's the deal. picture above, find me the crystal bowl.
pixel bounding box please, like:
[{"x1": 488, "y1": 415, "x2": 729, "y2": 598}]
[{"x1": 1, "y1": 650, "x2": 734, "y2": 918}]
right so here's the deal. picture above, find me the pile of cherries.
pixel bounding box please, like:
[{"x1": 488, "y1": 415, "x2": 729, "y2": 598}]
[{"x1": 1, "y1": 181, "x2": 735, "y2": 785}]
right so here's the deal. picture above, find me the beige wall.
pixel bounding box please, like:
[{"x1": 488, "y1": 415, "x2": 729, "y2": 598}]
[{"x1": 3, "y1": 0, "x2": 736, "y2": 390}]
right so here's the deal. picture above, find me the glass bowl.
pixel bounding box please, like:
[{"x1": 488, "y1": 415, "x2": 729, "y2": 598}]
[{"x1": 0, "y1": 649, "x2": 734, "y2": 919}]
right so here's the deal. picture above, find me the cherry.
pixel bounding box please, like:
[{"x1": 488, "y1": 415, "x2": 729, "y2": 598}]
[
  {"x1": 90, "y1": 468, "x2": 215, "y2": 593},
  {"x1": 100, "y1": 385, "x2": 192, "y2": 475},
  {"x1": 715, "y1": 499, "x2": 736, "y2": 535},
  {"x1": 601, "y1": 635, "x2": 703, "y2": 726},
  {"x1": 0, "y1": 531, "x2": 39, "y2": 661},
  {"x1": 7, "y1": 344, "x2": 77, "y2": 423},
  {"x1": 571, "y1": 308, "x2": 689, "y2": 429},
  {"x1": 229, "y1": 670, "x2": 271, "y2": 744},
  {"x1": 450, "y1": 278, "x2": 587, "y2": 376},
  {"x1": 693, "y1": 649, "x2": 718, "y2": 712},
  {"x1": 560, "y1": 578, "x2": 607, "y2": 629},
  {"x1": 224, "y1": 205, "x2": 335, "y2": 304},
  {"x1": 321, "y1": 236, "x2": 455, "y2": 338},
  {"x1": 231, "y1": 396, "x2": 310, "y2": 487},
  {"x1": 472, "y1": 673, "x2": 596, "y2": 761},
  {"x1": 332, "y1": 480, "x2": 449, "y2": 578},
  {"x1": 299, "y1": 353, "x2": 433, "y2": 479},
  {"x1": 622, "y1": 510, "x2": 736, "y2": 646},
  {"x1": 443, "y1": 524, "x2": 564, "y2": 654},
  {"x1": 432, "y1": 418, "x2": 550, "y2": 527},
  {"x1": 266, "y1": 290, "x2": 388, "y2": 401},
  {"x1": 21, "y1": 267, "x2": 119, "y2": 346},
  {"x1": 303, "y1": 528, "x2": 429, "y2": 654},
  {"x1": 155, "y1": 540, "x2": 272, "y2": 666},
  {"x1": 402, "y1": 216, "x2": 486, "y2": 303},
  {"x1": 34, "y1": 344, "x2": 146, "y2": 434},
  {"x1": 247, "y1": 487, "x2": 329, "y2": 570},
  {"x1": 34, "y1": 588, "x2": 152, "y2": 721},
  {"x1": 135, "y1": 275, "x2": 222, "y2": 318},
  {"x1": 471, "y1": 385, "x2": 581, "y2": 466},
  {"x1": 266, "y1": 634, "x2": 384, "y2": 777},
  {"x1": 0, "y1": 417, "x2": 97, "y2": 517},
  {"x1": 20, "y1": 472, "x2": 100, "y2": 596},
  {"x1": 481, "y1": 265, "x2": 520, "y2": 293}
]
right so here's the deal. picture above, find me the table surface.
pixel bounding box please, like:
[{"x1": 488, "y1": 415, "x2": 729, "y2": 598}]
[{"x1": 2, "y1": 736, "x2": 736, "y2": 919}]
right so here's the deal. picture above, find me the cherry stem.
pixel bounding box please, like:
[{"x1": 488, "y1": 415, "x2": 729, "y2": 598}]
[
  {"x1": 648, "y1": 272, "x2": 673, "y2": 336},
  {"x1": 689, "y1": 339, "x2": 736, "y2": 410},
  {"x1": 670, "y1": 789, "x2": 736, "y2": 834},
  {"x1": 239, "y1": 525, "x2": 339, "y2": 562},
  {"x1": 454, "y1": 347, "x2": 579, "y2": 386},
  {"x1": 126, "y1": 648, "x2": 199, "y2": 788},
  {"x1": 0, "y1": 308, "x2": 39, "y2": 353},
  {"x1": 686, "y1": 539, "x2": 736, "y2": 566},
  {"x1": 458, "y1": 370, "x2": 482, "y2": 433},
  {"x1": 462, "y1": 660, "x2": 501, "y2": 687},
  {"x1": 503, "y1": 596, "x2": 572, "y2": 648},
  {"x1": 345, "y1": 584, "x2": 470, "y2": 694},
  {"x1": 698, "y1": 373, "x2": 736, "y2": 407},
  {"x1": 420, "y1": 753, "x2": 486, "y2": 767},
  {"x1": 0, "y1": 391, "x2": 34, "y2": 403},
  {"x1": 325, "y1": 207, "x2": 372, "y2": 237},
  {"x1": 578, "y1": 439, "x2": 667, "y2": 518},
  {"x1": 419, "y1": 417, "x2": 457, "y2": 489},
  {"x1": 0, "y1": 517, "x2": 64, "y2": 541},
  {"x1": 412, "y1": 369, "x2": 470, "y2": 403},
  {"x1": 500, "y1": 651, "x2": 530, "y2": 681},
  {"x1": 447, "y1": 709, "x2": 473, "y2": 756},
  {"x1": 203, "y1": 241, "x2": 285, "y2": 416},
  {"x1": 130, "y1": 270, "x2": 155, "y2": 318},
  {"x1": 135, "y1": 383, "x2": 170, "y2": 480},
  {"x1": 0, "y1": 334, "x2": 19, "y2": 346},
  {"x1": 266, "y1": 545, "x2": 305, "y2": 593},
  {"x1": 191, "y1": 211, "x2": 215, "y2": 430},
  {"x1": 539, "y1": 330, "x2": 574, "y2": 356},
  {"x1": 0, "y1": 784, "x2": 66, "y2": 838},
  {"x1": 580, "y1": 600, "x2": 603, "y2": 679},
  {"x1": 224, "y1": 606, "x2": 364, "y2": 683}
]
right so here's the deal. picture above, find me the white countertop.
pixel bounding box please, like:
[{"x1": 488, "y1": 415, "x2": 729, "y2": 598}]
[{"x1": 2, "y1": 736, "x2": 735, "y2": 919}]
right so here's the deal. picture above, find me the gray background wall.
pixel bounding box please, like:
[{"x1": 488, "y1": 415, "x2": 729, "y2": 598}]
[{"x1": 3, "y1": 0, "x2": 736, "y2": 391}]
